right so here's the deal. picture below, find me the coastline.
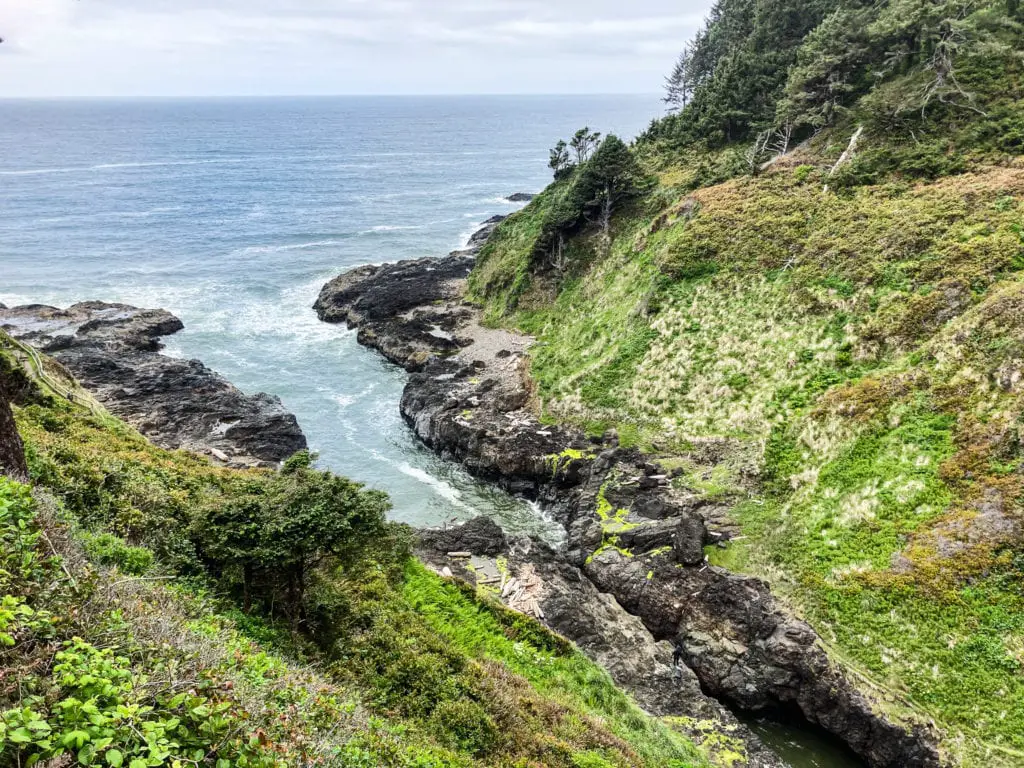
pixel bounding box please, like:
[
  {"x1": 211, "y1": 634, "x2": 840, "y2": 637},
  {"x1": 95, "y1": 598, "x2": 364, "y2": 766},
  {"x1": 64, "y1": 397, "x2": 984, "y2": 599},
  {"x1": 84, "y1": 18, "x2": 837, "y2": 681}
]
[
  {"x1": 314, "y1": 219, "x2": 943, "y2": 768},
  {"x1": 0, "y1": 301, "x2": 307, "y2": 467}
]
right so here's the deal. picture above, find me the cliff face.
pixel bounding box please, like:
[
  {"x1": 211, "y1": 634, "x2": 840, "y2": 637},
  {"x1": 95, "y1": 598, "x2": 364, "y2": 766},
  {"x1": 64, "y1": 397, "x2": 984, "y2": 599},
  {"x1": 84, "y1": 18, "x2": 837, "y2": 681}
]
[
  {"x1": 0, "y1": 387, "x2": 26, "y2": 478},
  {"x1": 0, "y1": 334, "x2": 30, "y2": 478}
]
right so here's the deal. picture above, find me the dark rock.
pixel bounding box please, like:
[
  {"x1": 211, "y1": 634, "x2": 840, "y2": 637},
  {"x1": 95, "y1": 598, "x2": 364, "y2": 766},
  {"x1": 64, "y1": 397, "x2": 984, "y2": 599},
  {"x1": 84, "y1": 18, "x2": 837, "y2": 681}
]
[
  {"x1": 0, "y1": 379, "x2": 26, "y2": 479},
  {"x1": 419, "y1": 515, "x2": 508, "y2": 556},
  {"x1": 506, "y1": 193, "x2": 535, "y2": 202},
  {"x1": 315, "y1": 254, "x2": 474, "y2": 327},
  {"x1": 415, "y1": 519, "x2": 786, "y2": 768},
  {"x1": 0, "y1": 302, "x2": 306, "y2": 466},
  {"x1": 465, "y1": 215, "x2": 507, "y2": 250},
  {"x1": 674, "y1": 513, "x2": 708, "y2": 565}
]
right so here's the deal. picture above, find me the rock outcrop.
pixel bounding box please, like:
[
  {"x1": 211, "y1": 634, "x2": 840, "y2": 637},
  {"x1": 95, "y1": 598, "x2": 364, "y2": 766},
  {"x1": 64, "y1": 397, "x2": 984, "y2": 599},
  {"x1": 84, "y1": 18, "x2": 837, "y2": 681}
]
[
  {"x1": 417, "y1": 518, "x2": 784, "y2": 768},
  {"x1": 0, "y1": 380, "x2": 27, "y2": 479},
  {"x1": 0, "y1": 302, "x2": 306, "y2": 467},
  {"x1": 315, "y1": 219, "x2": 943, "y2": 768}
]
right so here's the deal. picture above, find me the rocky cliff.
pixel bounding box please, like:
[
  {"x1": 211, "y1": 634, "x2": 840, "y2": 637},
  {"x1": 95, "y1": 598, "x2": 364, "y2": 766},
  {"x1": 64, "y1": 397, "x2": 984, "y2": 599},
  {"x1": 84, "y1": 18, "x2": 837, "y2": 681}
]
[{"x1": 0, "y1": 302, "x2": 306, "y2": 466}]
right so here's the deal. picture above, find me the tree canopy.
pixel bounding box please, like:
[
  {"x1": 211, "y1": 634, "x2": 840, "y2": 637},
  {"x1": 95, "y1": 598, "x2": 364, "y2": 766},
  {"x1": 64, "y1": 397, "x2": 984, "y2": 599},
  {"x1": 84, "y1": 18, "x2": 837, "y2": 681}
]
[
  {"x1": 194, "y1": 450, "x2": 391, "y2": 627},
  {"x1": 649, "y1": 0, "x2": 1022, "y2": 150}
]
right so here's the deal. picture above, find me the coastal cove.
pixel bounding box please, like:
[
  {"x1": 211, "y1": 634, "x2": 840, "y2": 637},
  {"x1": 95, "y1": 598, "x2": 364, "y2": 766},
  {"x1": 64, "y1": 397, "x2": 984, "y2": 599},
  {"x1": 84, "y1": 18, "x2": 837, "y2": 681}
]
[
  {"x1": 4, "y1": 96, "x2": 974, "y2": 768},
  {"x1": 4, "y1": 0, "x2": 1023, "y2": 762},
  {"x1": 0, "y1": 96, "x2": 877, "y2": 767},
  {"x1": 0, "y1": 95, "x2": 655, "y2": 534}
]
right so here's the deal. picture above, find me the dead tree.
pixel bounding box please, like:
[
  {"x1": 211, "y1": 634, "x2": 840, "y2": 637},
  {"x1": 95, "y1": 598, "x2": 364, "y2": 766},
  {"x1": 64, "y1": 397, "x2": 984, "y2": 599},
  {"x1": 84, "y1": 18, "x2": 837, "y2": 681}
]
[{"x1": 745, "y1": 130, "x2": 773, "y2": 175}]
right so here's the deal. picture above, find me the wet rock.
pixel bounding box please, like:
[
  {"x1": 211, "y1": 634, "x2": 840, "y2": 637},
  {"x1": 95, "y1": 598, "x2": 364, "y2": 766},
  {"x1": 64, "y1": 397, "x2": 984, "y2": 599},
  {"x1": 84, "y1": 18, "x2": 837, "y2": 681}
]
[
  {"x1": 0, "y1": 302, "x2": 306, "y2": 466},
  {"x1": 506, "y1": 192, "x2": 535, "y2": 202},
  {"x1": 419, "y1": 515, "x2": 508, "y2": 556},
  {"x1": 315, "y1": 254, "x2": 474, "y2": 328},
  {"x1": 415, "y1": 519, "x2": 786, "y2": 767},
  {"x1": 314, "y1": 217, "x2": 507, "y2": 371}
]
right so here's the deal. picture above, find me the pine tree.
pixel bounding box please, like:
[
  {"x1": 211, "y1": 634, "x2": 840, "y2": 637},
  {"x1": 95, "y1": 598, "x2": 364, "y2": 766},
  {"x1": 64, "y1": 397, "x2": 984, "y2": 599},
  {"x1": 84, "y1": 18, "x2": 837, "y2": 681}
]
[{"x1": 663, "y1": 45, "x2": 694, "y2": 111}]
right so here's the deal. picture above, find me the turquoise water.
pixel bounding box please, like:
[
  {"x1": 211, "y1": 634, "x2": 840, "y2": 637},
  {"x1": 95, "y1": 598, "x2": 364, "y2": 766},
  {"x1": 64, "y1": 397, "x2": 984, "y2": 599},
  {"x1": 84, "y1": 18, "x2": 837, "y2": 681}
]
[{"x1": 0, "y1": 96, "x2": 658, "y2": 534}]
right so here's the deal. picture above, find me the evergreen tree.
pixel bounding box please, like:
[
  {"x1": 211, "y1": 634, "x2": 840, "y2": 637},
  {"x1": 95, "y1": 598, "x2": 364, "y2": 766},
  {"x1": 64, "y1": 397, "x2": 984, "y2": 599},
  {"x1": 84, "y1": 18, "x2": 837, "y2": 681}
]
[
  {"x1": 194, "y1": 450, "x2": 390, "y2": 628},
  {"x1": 548, "y1": 139, "x2": 573, "y2": 179},
  {"x1": 663, "y1": 45, "x2": 694, "y2": 111},
  {"x1": 570, "y1": 127, "x2": 602, "y2": 164}
]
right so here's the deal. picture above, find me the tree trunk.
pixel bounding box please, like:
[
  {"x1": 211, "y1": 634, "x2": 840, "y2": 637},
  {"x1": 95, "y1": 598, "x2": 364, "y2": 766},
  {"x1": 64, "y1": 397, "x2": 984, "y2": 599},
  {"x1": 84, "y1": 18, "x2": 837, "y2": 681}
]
[
  {"x1": 599, "y1": 184, "x2": 613, "y2": 254},
  {"x1": 0, "y1": 374, "x2": 27, "y2": 479}
]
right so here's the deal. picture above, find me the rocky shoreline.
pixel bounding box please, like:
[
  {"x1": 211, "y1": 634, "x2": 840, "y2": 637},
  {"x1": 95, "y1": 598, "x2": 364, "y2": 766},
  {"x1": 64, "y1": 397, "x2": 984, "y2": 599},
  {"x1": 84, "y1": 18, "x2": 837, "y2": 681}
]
[
  {"x1": 0, "y1": 301, "x2": 306, "y2": 467},
  {"x1": 314, "y1": 222, "x2": 943, "y2": 768}
]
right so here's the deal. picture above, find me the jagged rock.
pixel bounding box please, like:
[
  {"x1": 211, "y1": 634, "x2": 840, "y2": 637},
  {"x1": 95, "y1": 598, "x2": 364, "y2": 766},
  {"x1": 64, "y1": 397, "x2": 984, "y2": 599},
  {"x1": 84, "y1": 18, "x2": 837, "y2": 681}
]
[
  {"x1": 419, "y1": 515, "x2": 508, "y2": 556},
  {"x1": 416, "y1": 520, "x2": 786, "y2": 768},
  {"x1": 506, "y1": 192, "x2": 535, "y2": 202},
  {"x1": 0, "y1": 302, "x2": 306, "y2": 467},
  {"x1": 313, "y1": 217, "x2": 506, "y2": 372}
]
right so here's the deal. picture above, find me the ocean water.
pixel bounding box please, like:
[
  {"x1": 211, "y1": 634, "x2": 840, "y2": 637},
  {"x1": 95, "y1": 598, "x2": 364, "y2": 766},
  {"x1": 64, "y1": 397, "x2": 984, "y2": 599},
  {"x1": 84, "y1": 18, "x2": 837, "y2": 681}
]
[
  {"x1": 0, "y1": 95, "x2": 660, "y2": 536},
  {"x1": 0, "y1": 96, "x2": 868, "y2": 767}
]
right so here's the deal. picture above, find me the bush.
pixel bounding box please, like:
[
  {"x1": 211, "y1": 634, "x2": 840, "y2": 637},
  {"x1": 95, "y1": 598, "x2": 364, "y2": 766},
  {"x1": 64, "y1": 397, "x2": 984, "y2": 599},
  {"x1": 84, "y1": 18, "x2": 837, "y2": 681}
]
[
  {"x1": 81, "y1": 532, "x2": 154, "y2": 576},
  {"x1": 429, "y1": 699, "x2": 499, "y2": 757}
]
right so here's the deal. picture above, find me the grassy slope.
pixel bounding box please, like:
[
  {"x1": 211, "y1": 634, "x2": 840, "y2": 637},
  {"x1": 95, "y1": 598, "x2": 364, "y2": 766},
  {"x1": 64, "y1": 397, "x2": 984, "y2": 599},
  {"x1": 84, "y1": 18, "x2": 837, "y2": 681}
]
[
  {"x1": 467, "y1": 57, "x2": 1024, "y2": 768},
  {"x1": 0, "y1": 334, "x2": 709, "y2": 768}
]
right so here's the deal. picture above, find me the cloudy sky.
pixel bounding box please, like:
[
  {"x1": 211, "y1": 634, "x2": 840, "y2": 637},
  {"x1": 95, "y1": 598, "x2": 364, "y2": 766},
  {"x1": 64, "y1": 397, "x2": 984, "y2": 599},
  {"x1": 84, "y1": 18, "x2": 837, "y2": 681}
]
[{"x1": 0, "y1": 0, "x2": 709, "y2": 98}]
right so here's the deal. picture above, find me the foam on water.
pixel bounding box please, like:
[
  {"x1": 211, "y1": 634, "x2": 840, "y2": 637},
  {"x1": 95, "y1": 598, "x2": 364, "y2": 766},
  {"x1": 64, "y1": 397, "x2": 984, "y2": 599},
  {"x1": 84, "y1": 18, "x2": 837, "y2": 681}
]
[
  {"x1": 0, "y1": 157, "x2": 263, "y2": 176},
  {"x1": 0, "y1": 95, "x2": 659, "y2": 537}
]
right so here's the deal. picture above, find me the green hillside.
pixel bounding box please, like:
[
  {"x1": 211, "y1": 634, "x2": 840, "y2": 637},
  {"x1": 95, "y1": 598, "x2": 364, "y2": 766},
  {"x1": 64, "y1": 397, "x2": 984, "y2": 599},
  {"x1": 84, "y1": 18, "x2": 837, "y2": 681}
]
[
  {"x1": 468, "y1": 1, "x2": 1024, "y2": 764},
  {"x1": 0, "y1": 334, "x2": 708, "y2": 768}
]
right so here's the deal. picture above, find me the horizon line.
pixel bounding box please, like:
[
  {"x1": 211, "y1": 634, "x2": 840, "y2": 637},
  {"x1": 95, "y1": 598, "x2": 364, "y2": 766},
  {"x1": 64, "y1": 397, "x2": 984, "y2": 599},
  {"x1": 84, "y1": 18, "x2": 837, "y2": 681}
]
[{"x1": 0, "y1": 92, "x2": 663, "y2": 102}]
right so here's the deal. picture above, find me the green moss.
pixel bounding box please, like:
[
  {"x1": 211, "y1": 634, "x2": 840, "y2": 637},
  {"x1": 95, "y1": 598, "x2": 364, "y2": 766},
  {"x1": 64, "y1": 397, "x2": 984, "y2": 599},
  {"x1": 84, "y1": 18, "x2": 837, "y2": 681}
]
[{"x1": 545, "y1": 448, "x2": 596, "y2": 478}]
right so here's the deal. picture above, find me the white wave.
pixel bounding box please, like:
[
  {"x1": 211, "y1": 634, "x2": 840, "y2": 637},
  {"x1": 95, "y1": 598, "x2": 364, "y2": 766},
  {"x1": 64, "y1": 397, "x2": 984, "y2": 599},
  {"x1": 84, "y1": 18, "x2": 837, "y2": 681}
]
[
  {"x1": 234, "y1": 239, "x2": 346, "y2": 255},
  {"x1": 391, "y1": 460, "x2": 473, "y2": 511},
  {"x1": 0, "y1": 157, "x2": 256, "y2": 177},
  {"x1": 362, "y1": 224, "x2": 423, "y2": 234},
  {"x1": 330, "y1": 380, "x2": 379, "y2": 411},
  {"x1": 455, "y1": 229, "x2": 476, "y2": 248},
  {"x1": 15, "y1": 207, "x2": 184, "y2": 226}
]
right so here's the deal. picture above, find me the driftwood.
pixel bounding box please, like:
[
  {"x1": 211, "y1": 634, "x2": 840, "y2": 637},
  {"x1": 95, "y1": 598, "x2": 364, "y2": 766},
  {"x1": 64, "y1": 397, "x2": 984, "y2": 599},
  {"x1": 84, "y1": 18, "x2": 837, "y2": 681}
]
[{"x1": 825, "y1": 125, "x2": 865, "y2": 189}]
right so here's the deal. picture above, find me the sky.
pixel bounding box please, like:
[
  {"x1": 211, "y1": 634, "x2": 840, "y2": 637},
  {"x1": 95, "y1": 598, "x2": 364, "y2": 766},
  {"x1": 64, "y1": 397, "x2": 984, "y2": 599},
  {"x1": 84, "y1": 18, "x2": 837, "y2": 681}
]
[{"x1": 0, "y1": 0, "x2": 709, "y2": 98}]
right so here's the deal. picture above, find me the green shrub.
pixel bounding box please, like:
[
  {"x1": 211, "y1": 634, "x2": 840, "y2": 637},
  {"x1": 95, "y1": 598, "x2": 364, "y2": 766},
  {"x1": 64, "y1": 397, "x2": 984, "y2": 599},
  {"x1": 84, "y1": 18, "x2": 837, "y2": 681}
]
[
  {"x1": 81, "y1": 532, "x2": 153, "y2": 576},
  {"x1": 428, "y1": 699, "x2": 499, "y2": 756}
]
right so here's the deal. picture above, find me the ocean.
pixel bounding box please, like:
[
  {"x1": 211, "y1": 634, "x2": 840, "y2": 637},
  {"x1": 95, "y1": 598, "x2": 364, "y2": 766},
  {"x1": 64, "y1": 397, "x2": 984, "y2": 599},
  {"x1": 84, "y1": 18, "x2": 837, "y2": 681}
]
[{"x1": 0, "y1": 95, "x2": 661, "y2": 535}]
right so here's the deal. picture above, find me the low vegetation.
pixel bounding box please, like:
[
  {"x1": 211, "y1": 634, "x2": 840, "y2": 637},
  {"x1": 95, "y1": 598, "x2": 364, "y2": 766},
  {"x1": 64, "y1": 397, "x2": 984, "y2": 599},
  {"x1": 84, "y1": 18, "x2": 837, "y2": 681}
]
[{"x1": 0, "y1": 334, "x2": 709, "y2": 767}]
